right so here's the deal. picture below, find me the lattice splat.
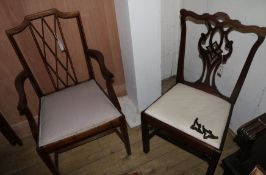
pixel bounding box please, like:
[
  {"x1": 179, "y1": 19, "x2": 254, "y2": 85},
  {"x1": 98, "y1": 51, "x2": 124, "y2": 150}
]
[{"x1": 28, "y1": 15, "x2": 78, "y2": 90}]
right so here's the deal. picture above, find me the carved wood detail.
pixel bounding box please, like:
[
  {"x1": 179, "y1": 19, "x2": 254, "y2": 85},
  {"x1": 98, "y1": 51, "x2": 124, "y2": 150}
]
[{"x1": 177, "y1": 9, "x2": 266, "y2": 103}]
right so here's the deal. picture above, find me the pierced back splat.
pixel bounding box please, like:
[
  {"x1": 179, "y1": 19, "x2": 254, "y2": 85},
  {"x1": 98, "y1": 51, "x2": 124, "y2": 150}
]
[
  {"x1": 177, "y1": 9, "x2": 266, "y2": 103},
  {"x1": 141, "y1": 9, "x2": 266, "y2": 175},
  {"x1": 197, "y1": 21, "x2": 233, "y2": 88}
]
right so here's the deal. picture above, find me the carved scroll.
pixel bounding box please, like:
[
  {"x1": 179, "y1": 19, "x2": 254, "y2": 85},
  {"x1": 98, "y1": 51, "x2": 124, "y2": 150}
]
[
  {"x1": 197, "y1": 21, "x2": 233, "y2": 88},
  {"x1": 190, "y1": 117, "x2": 218, "y2": 140}
]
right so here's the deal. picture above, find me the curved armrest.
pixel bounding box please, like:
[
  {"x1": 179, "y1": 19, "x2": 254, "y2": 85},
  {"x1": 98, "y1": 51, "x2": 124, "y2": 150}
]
[
  {"x1": 86, "y1": 49, "x2": 121, "y2": 110},
  {"x1": 15, "y1": 70, "x2": 30, "y2": 115},
  {"x1": 87, "y1": 49, "x2": 114, "y2": 81},
  {"x1": 15, "y1": 70, "x2": 38, "y2": 141}
]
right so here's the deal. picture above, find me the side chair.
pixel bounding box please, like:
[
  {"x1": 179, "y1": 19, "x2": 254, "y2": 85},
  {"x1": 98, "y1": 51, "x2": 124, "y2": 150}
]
[{"x1": 141, "y1": 9, "x2": 266, "y2": 175}]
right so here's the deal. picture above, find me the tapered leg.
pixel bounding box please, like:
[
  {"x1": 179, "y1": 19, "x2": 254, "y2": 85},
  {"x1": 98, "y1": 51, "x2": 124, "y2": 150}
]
[
  {"x1": 141, "y1": 113, "x2": 150, "y2": 153},
  {"x1": 120, "y1": 116, "x2": 131, "y2": 155},
  {"x1": 37, "y1": 148, "x2": 60, "y2": 175},
  {"x1": 206, "y1": 152, "x2": 221, "y2": 175}
]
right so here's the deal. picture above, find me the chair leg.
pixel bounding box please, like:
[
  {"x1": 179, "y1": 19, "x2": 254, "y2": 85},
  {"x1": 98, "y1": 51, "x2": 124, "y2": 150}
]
[
  {"x1": 141, "y1": 113, "x2": 150, "y2": 153},
  {"x1": 120, "y1": 116, "x2": 131, "y2": 155},
  {"x1": 37, "y1": 148, "x2": 60, "y2": 175},
  {"x1": 54, "y1": 152, "x2": 59, "y2": 169},
  {"x1": 206, "y1": 151, "x2": 221, "y2": 175}
]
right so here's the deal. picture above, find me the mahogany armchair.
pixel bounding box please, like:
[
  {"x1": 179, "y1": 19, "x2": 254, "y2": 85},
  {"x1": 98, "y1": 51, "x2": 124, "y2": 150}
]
[
  {"x1": 141, "y1": 9, "x2": 266, "y2": 174},
  {"x1": 6, "y1": 9, "x2": 131, "y2": 175}
]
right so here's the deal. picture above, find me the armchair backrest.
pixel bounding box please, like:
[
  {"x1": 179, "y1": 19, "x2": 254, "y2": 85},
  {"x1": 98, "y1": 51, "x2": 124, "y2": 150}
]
[
  {"x1": 177, "y1": 9, "x2": 266, "y2": 104},
  {"x1": 6, "y1": 9, "x2": 94, "y2": 96}
]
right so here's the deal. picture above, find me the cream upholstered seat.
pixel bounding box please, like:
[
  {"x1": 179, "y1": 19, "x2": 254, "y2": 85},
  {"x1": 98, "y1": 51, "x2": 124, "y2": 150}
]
[
  {"x1": 39, "y1": 80, "x2": 121, "y2": 147},
  {"x1": 145, "y1": 83, "x2": 231, "y2": 149}
]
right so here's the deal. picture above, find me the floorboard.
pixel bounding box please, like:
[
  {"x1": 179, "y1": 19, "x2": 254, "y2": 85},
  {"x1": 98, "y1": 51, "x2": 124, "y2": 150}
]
[{"x1": 0, "y1": 127, "x2": 238, "y2": 175}]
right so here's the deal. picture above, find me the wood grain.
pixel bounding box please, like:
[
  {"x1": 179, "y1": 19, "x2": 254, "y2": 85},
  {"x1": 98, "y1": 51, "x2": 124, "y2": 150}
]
[
  {"x1": 0, "y1": 127, "x2": 239, "y2": 175},
  {"x1": 0, "y1": 0, "x2": 125, "y2": 128}
]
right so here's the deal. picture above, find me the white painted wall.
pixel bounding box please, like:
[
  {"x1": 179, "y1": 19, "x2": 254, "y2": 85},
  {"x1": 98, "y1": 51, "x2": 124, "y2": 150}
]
[
  {"x1": 160, "y1": 0, "x2": 208, "y2": 81},
  {"x1": 114, "y1": 0, "x2": 162, "y2": 112},
  {"x1": 161, "y1": 0, "x2": 182, "y2": 79},
  {"x1": 114, "y1": 0, "x2": 138, "y2": 106},
  {"x1": 183, "y1": 0, "x2": 207, "y2": 13},
  {"x1": 128, "y1": 0, "x2": 161, "y2": 111},
  {"x1": 181, "y1": 0, "x2": 266, "y2": 132}
]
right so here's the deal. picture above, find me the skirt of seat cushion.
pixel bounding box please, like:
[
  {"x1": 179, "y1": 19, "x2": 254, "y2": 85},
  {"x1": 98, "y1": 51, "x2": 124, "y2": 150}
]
[
  {"x1": 39, "y1": 80, "x2": 121, "y2": 147},
  {"x1": 145, "y1": 83, "x2": 231, "y2": 149}
]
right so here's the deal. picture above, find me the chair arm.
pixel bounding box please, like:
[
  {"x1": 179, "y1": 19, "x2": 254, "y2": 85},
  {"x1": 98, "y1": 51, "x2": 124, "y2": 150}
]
[
  {"x1": 15, "y1": 70, "x2": 38, "y2": 141},
  {"x1": 15, "y1": 70, "x2": 30, "y2": 115},
  {"x1": 86, "y1": 49, "x2": 121, "y2": 110},
  {"x1": 87, "y1": 49, "x2": 114, "y2": 81}
]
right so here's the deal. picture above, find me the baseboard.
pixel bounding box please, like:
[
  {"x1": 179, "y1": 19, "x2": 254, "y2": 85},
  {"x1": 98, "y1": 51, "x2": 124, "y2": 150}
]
[
  {"x1": 118, "y1": 96, "x2": 141, "y2": 128},
  {"x1": 114, "y1": 83, "x2": 127, "y2": 97}
]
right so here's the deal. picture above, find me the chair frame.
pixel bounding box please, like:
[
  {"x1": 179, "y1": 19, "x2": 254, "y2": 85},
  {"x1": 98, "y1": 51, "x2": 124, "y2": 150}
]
[
  {"x1": 6, "y1": 9, "x2": 131, "y2": 175},
  {"x1": 142, "y1": 9, "x2": 266, "y2": 175}
]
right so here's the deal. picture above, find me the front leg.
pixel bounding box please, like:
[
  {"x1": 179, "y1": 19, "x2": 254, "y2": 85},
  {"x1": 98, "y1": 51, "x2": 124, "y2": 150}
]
[{"x1": 141, "y1": 113, "x2": 150, "y2": 153}]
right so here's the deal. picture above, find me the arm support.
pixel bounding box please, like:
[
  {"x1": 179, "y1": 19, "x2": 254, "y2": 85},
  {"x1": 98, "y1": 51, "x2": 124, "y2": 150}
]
[
  {"x1": 87, "y1": 49, "x2": 114, "y2": 80},
  {"x1": 86, "y1": 49, "x2": 121, "y2": 110},
  {"x1": 15, "y1": 70, "x2": 38, "y2": 141},
  {"x1": 15, "y1": 70, "x2": 29, "y2": 114}
]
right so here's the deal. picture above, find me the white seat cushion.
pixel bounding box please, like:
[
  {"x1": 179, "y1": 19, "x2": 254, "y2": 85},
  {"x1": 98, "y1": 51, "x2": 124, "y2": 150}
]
[
  {"x1": 39, "y1": 80, "x2": 121, "y2": 147},
  {"x1": 145, "y1": 83, "x2": 231, "y2": 149}
]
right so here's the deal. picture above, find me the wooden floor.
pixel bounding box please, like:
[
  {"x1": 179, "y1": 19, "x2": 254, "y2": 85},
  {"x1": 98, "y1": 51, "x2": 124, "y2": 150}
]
[
  {"x1": 0, "y1": 77, "x2": 239, "y2": 174},
  {"x1": 0, "y1": 126, "x2": 238, "y2": 175}
]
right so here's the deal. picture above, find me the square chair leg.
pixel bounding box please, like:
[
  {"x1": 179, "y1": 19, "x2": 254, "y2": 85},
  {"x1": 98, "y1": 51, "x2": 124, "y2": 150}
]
[
  {"x1": 141, "y1": 113, "x2": 150, "y2": 153},
  {"x1": 37, "y1": 149, "x2": 60, "y2": 175}
]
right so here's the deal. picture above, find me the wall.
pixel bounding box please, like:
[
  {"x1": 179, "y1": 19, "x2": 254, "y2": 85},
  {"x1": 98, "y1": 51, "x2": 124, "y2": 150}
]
[
  {"x1": 0, "y1": 0, "x2": 126, "y2": 141},
  {"x1": 128, "y1": 0, "x2": 161, "y2": 111},
  {"x1": 182, "y1": 0, "x2": 266, "y2": 132},
  {"x1": 183, "y1": 0, "x2": 207, "y2": 13},
  {"x1": 161, "y1": 0, "x2": 182, "y2": 80},
  {"x1": 115, "y1": 0, "x2": 162, "y2": 111},
  {"x1": 114, "y1": 0, "x2": 138, "y2": 107}
]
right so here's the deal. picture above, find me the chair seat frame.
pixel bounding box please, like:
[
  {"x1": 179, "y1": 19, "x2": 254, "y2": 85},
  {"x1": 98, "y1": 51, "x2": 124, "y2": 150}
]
[
  {"x1": 142, "y1": 9, "x2": 266, "y2": 175},
  {"x1": 7, "y1": 9, "x2": 131, "y2": 175}
]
